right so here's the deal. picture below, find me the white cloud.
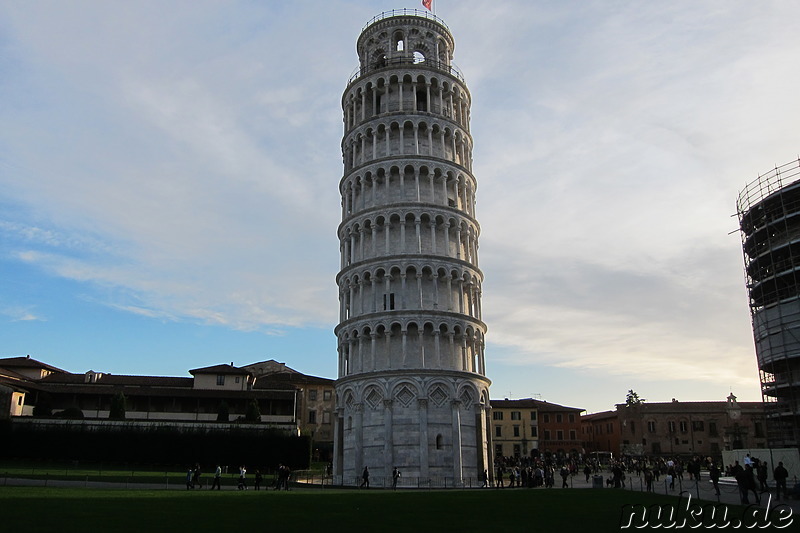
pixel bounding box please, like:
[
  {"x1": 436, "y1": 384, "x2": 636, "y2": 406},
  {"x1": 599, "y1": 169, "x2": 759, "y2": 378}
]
[{"x1": 1, "y1": 1, "x2": 797, "y2": 405}]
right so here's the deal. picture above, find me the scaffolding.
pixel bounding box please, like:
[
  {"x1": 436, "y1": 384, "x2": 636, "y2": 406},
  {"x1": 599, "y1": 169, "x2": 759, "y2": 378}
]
[{"x1": 737, "y1": 157, "x2": 800, "y2": 449}]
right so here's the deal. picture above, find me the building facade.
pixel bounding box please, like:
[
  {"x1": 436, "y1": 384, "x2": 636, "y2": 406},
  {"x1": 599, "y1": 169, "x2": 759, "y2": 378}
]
[
  {"x1": 583, "y1": 395, "x2": 767, "y2": 459},
  {"x1": 334, "y1": 9, "x2": 491, "y2": 485},
  {"x1": 489, "y1": 399, "x2": 539, "y2": 459},
  {"x1": 0, "y1": 355, "x2": 334, "y2": 439},
  {"x1": 242, "y1": 359, "x2": 336, "y2": 459},
  {"x1": 737, "y1": 157, "x2": 800, "y2": 450}
]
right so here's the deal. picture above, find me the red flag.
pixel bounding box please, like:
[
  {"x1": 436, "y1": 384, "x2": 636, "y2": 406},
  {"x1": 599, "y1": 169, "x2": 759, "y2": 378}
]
[{"x1": 422, "y1": 0, "x2": 432, "y2": 10}]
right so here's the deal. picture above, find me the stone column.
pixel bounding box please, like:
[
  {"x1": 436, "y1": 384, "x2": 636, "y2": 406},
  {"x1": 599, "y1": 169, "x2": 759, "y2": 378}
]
[
  {"x1": 383, "y1": 399, "x2": 394, "y2": 476},
  {"x1": 451, "y1": 400, "x2": 463, "y2": 485},
  {"x1": 354, "y1": 403, "x2": 364, "y2": 480},
  {"x1": 419, "y1": 398, "x2": 430, "y2": 480},
  {"x1": 334, "y1": 408, "x2": 344, "y2": 477}
]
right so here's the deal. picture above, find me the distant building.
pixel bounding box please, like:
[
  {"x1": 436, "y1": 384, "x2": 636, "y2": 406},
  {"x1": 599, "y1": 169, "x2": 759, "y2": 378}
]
[
  {"x1": 242, "y1": 360, "x2": 335, "y2": 458},
  {"x1": 0, "y1": 355, "x2": 333, "y2": 443},
  {"x1": 582, "y1": 394, "x2": 766, "y2": 459},
  {"x1": 581, "y1": 410, "x2": 620, "y2": 458},
  {"x1": 489, "y1": 399, "x2": 539, "y2": 459},
  {"x1": 490, "y1": 398, "x2": 584, "y2": 460}
]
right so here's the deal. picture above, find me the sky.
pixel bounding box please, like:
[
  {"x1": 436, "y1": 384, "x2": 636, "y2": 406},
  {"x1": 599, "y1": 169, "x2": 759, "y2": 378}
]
[{"x1": 2, "y1": 1, "x2": 799, "y2": 414}]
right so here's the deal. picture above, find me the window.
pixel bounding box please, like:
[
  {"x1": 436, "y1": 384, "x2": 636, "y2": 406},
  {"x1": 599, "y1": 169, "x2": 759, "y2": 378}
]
[
  {"x1": 530, "y1": 411, "x2": 537, "y2": 421},
  {"x1": 511, "y1": 411, "x2": 521, "y2": 420},
  {"x1": 308, "y1": 410, "x2": 317, "y2": 424},
  {"x1": 17, "y1": 396, "x2": 23, "y2": 406},
  {"x1": 322, "y1": 411, "x2": 331, "y2": 424},
  {"x1": 544, "y1": 430, "x2": 551, "y2": 440},
  {"x1": 436, "y1": 434, "x2": 443, "y2": 450},
  {"x1": 647, "y1": 420, "x2": 656, "y2": 433},
  {"x1": 235, "y1": 376, "x2": 240, "y2": 384},
  {"x1": 513, "y1": 426, "x2": 520, "y2": 437},
  {"x1": 692, "y1": 420, "x2": 704, "y2": 432},
  {"x1": 309, "y1": 390, "x2": 318, "y2": 401},
  {"x1": 384, "y1": 293, "x2": 395, "y2": 310},
  {"x1": 557, "y1": 430, "x2": 564, "y2": 440},
  {"x1": 569, "y1": 430, "x2": 576, "y2": 440},
  {"x1": 668, "y1": 421, "x2": 676, "y2": 433},
  {"x1": 513, "y1": 444, "x2": 521, "y2": 457},
  {"x1": 493, "y1": 411, "x2": 504, "y2": 421},
  {"x1": 679, "y1": 421, "x2": 688, "y2": 433},
  {"x1": 531, "y1": 427, "x2": 538, "y2": 437},
  {"x1": 216, "y1": 375, "x2": 225, "y2": 386},
  {"x1": 606, "y1": 423, "x2": 613, "y2": 433},
  {"x1": 495, "y1": 444, "x2": 503, "y2": 457},
  {"x1": 568, "y1": 414, "x2": 575, "y2": 423},
  {"x1": 323, "y1": 390, "x2": 332, "y2": 401},
  {"x1": 754, "y1": 422, "x2": 764, "y2": 438},
  {"x1": 543, "y1": 414, "x2": 550, "y2": 423},
  {"x1": 556, "y1": 414, "x2": 563, "y2": 423},
  {"x1": 709, "y1": 422, "x2": 718, "y2": 436},
  {"x1": 495, "y1": 426, "x2": 502, "y2": 437}
]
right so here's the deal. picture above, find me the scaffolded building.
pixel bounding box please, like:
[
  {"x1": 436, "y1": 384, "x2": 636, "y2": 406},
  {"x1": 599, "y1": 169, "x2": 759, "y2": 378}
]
[{"x1": 737, "y1": 157, "x2": 800, "y2": 449}]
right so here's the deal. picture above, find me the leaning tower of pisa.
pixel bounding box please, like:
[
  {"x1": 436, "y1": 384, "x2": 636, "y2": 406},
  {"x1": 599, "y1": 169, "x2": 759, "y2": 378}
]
[{"x1": 334, "y1": 9, "x2": 491, "y2": 486}]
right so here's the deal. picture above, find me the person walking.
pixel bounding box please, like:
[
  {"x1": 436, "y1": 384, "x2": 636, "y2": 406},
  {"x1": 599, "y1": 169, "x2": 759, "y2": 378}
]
[
  {"x1": 392, "y1": 467, "x2": 401, "y2": 490},
  {"x1": 238, "y1": 465, "x2": 247, "y2": 490},
  {"x1": 774, "y1": 461, "x2": 789, "y2": 500},
  {"x1": 709, "y1": 463, "x2": 721, "y2": 496},
  {"x1": 560, "y1": 466, "x2": 570, "y2": 488},
  {"x1": 211, "y1": 465, "x2": 222, "y2": 490},
  {"x1": 360, "y1": 466, "x2": 370, "y2": 488}
]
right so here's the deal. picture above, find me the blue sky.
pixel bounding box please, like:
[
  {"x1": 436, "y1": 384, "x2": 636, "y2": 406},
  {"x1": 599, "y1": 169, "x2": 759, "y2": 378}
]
[{"x1": 2, "y1": 1, "x2": 799, "y2": 414}]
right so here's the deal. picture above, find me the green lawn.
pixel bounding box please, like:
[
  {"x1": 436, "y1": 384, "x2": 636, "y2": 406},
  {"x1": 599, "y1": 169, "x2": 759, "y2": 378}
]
[{"x1": 0, "y1": 486, "x2": 775, "y2": 532}]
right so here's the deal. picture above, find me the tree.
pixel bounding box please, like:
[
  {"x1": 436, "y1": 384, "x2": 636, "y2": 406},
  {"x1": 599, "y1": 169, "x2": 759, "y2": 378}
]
[
  {"x1": 109, "y1": 392, "x2": 127, "y2": 420},
  {"x1": 245, "y1": 399, "x2": 261, "y2": 422},
  {"x1": 216, "y1": 401, "x2": 229, "y2": 422},
  {"x1": 625, "y1": 389, "x2": 645, "y2": 406}
]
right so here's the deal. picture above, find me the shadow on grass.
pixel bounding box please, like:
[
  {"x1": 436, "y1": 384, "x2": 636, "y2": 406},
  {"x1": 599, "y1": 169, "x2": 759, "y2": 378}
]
[{"x1": 0, "y1": 487, "x2": 778, "y2": 532}]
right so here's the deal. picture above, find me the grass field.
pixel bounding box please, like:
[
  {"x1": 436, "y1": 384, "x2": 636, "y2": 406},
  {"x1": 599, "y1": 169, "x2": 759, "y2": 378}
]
[{"x1": 0, "y1": 486, "x2": 770, "y2": 532}]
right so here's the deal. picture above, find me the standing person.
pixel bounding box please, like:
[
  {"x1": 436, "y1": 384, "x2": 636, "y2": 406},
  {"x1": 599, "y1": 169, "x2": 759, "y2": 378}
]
[
  {"x1": 709, "y1": 463, "x2": 721, "y2": 496},
  {"x1": 644, "y1": 468, "x2": 654, "y2": 493},
  {"x1": 238, "y1": 465, "x2": 247, "y2": 490},
  {"x1": 392, "y1": 466, "x2": 401, "y2": 490},
  {"x1": 186, "y1": 467, "x2": 194, "y2": 490},
  {"x1": 584, "y1": 464, "x2": 592, "y2": 483},
  {"x1": 745, "y1": 464, "x2": 760, "y2": 504},
  {"x1": 481, "y1": 469, "x2": 488, "y2": 488},
  {"x1": 211, "y1": 465, "x2": 222, "y2": 490},
  {"x1": 774, "y1": 461, "x2": 789, "y2": 500},
  {"x1": 560, "y1": 466, "x2": 570, "y2": 488},
  {"x1": 192, "y1": 464, "x2": 201, "y2": 489},
  {"x1": 360, "y1": 466, "x2": 370, "y2": 488},
  {"x1": 254, "y1": 469, "x2": 263, "y2": 490},
  {"x1": 756, "y1": 461, "x2": 768, "y2": 492}
]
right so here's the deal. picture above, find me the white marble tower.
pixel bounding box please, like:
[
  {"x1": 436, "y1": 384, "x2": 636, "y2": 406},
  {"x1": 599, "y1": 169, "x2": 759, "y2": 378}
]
[{"x1": 334, "y1": 9, "x2": 491, "y2": 486}]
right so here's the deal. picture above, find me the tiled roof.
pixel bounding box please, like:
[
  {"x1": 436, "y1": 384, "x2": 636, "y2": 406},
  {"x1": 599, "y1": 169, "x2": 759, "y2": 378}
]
[
  {"x1": 37, "y1": 382, "x2": 295, "y2": 399},
  {"x1": 581, "y1": 410, "x2": 616, "y2": 420},
  {"x1": 490, "y1": 398, "x2": 584, "y2": 412},
  {"x1": 0, "y1": 356, "x2": 67, "y2": 374},
  {"x1": 258, "y1": 372, "x2": 334, "y2": 386},
  {"x1": 614, "y1": 401, "x2": 764, "y2": 413},
  {"x1": 41, "y1": 373, "x2": 193, "y2": 388},
  {"x1": 189, "y1": 364, "x2": 252, "y2": 376}
]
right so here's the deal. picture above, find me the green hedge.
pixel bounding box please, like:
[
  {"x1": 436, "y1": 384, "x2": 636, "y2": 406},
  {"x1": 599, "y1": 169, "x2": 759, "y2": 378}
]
[{"x1": 1, "y1": 422, "x2": 310, "y2": 469}]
